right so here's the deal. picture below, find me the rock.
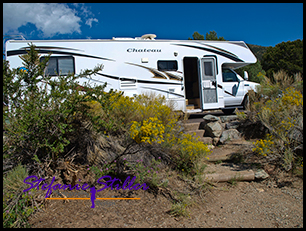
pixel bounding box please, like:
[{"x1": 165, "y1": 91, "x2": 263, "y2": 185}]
[
  {"x1": 220, "y1": 115, "x2": 238, "y2": 123},
  {"x1": 200, "y1": 114, "x2": 221, "y2": 129},
  {"x1": 204, "y1": 121, "x2": 223, "y2": 138},
  {"x1": 237, "y1": 119, "x2": 269, "y2": 139},
  {"x1": 219, "y1": 129, "x2": 242, "y2": 144},
  {"x1": 203, "y1": 114, "x2": 221, "y2": 123},
  {"x1": 254, "y1": 169, "x2": 269, "y2": 179},
  {"x1": 225, "y1": 121, "x2": 240, "y2": 130},
  {"x1": 86, "y1": 133, "x2": 170, "y2": 170},
  {"x1": 213, "y1": 137, "x2": 220, "y2": 146}
]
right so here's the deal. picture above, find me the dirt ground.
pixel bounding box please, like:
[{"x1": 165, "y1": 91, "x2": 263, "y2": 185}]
[{"x1": 28, "y1": 140, "x2": 303, "y2": 228}]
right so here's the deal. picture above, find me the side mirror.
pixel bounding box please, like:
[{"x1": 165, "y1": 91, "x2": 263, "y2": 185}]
[{"x1": 244, "y1": 71, "x2": 249, "y2": 80}]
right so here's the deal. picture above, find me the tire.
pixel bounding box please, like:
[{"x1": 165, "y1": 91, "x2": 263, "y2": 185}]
[
  {"x1": 242, "y1": 94, "x2": 249, "y2": 110},
  {"x1": 221, "y1": 108, "x2": 235, "y2": 115}
]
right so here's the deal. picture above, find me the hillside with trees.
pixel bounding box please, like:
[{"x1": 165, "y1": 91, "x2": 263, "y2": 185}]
[{"x1": 261, "y1": 39, "x2": 303, "y2": 78}]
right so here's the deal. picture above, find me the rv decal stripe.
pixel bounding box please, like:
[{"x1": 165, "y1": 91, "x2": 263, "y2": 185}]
[
  {"x1": 7, "y1": 50, "x2": 29, "y2": 56},
  {"x1": 7, "y1": 49, "x2": 115, "y2": 62},
  {"x1": 126, "y1": 62, "x2": 168, "y2": 79},
  {"x1": 201, "y1": 43, "x2": 238, "y2": 58},
  {"x1": 141, "y1": 87, "x2": 184, "y2": 98},
  {"x1": 172, "y1": 44, "x2": 244, "y2": 62},
  {"x1": 137, "y1": 79, "x2": 182, "y2": 85},
  {"x1": 97, "y1": 73, "x2": 120, "y2": 80},
  {"x1": 126, "y1": 62, "x2": 183, "y2": 81},
  {"x1": 19, "y1": 46, "x2": 82, "y2": 52},
  {"x1": 96, "y1": 73, "x2": 182, "y2": 85}
]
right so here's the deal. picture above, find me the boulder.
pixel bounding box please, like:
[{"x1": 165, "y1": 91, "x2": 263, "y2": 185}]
[
  {"x1": 203, "y1": 114, "x2": 221, "y2": 123},
  {"x1": 204, "y1": 121, "x2": 223, "y2": 138},
  {"x1": 220, "y1": 115, "x2": 238, "y2": 123},
  {"x1": 237, "y1": 119, "x2": 269, "y2": 139},
  {"x1": 84, "y1": 132, "x2": 170, "y2": 171},
  {"x1": 219, "y1": 129, "x2": 242, "y2": 144},
  {"x1": 225, "y1": 121, "x2": 240, "y2": 130},
  {"x1": 200, "y1": 114, "x2": 221, "y2": 129}
]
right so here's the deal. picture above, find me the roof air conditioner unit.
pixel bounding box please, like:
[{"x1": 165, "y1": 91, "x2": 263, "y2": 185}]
[{"x1": 140, "y1": 34, "x2": 157, "y2": 40}]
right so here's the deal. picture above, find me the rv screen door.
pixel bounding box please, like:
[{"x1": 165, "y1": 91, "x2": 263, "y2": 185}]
[{"x1": 201, "y1": 57, "x2": 219, "y2": 110}]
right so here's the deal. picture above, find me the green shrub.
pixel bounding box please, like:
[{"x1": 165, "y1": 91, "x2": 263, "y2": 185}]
[
  {"x1": 248, "y1": 70, "x2": 303, "y2": 172},
  {"x1": 169, "y1": 192, "x2": 193, "y2": 217},
  {"x1": 123, "y1": 157, "x2": 163, "y2": 186},
  {"x1": 3, "y1": 165, "x2": 37, "y2": 228},
  {"x1": 3, "y1": 43, "x2": 109, "y2": 164}
]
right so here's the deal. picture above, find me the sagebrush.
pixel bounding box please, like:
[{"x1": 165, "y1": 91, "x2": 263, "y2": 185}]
[{"x1": 245, "y1": 70, "x2": 303, "y2": 172}]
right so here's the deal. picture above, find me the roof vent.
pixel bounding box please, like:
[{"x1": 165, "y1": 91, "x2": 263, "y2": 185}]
[{"x1": 140, "y1": 34, "x2": 157, "y2": 40}]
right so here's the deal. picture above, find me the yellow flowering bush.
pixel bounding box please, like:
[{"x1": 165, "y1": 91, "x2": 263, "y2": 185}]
[
  {"x1": 99, "y1": 92, "x2": 180, "y2": 134},
  {"x1": 85, "y1": 90, "x2": 211, "y2": 175},
  {"x1": 164, "y1": 131, "x2": 211, "y2": 174},
  {"x1": 252, "y1": 134, "x2": 275, "y2": 157},
  {"x1": 177, "y1": 133, "x2": 211, "y2": 174},
  {"x1": 180, "y1": 133, "x2": 211, "y2": 159},
  {"x1": 129, "y1": 117, "x2": 165, "y2": 144}
]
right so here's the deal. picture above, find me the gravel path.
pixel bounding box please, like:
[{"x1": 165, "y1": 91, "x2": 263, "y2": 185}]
[{"x1": 197, "y1": 178, "x2": 303, "y2": 228}]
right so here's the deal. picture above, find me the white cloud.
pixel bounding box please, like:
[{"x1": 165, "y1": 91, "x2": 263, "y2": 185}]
[
  {"x1": 3, "y1": 3, "x2": 97, "y2": 38},
  {"x1": 85, "y1": 18, "x2": 99, "y2": 28}
]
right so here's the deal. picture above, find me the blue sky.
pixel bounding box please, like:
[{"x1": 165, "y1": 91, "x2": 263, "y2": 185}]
[{"x1": 3, "y1": 3, "x2": 303, "y2": 47}]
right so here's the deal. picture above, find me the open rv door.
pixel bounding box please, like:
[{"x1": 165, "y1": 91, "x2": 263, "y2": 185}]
[{"x1": 200, "y1": 57, "x2": 223, "y2": 110}]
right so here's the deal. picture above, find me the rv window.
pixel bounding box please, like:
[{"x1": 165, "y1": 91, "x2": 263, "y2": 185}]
[
  {"x1": 45, "y1": 58, "x2": 57, "y2": 76},
  {"x1": 203, "y1": 61, "x2": 214, "y2": 76},
  {"x1": 58, "y1": 57, "x2": 74, "y2": 75},
  {"x1": 157, "y1": 60, "x2": 178, "y2": 71},
  {"x1": 40, "y1": 56, "x2": 75, "y2": 76},
  {"x1": 222, "y1": 69, "x2": 238, "y2": 82}
]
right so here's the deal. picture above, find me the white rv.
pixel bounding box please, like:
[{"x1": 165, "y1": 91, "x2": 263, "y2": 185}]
[{"x1": 5, "y1": 34, "x2": 259, "y2": 114}]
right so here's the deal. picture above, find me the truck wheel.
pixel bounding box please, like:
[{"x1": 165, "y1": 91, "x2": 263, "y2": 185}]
[
  {"x1": 242, "y1": 94, "x2": 249, "y2": 110},
  {"x1": 221, "y1": 108, "x2": 235, "y2": 115}
]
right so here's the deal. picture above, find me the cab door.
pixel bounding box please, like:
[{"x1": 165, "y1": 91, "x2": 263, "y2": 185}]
[
  {"x1": 200, "y1": 57, "x2": 221, "y2": 110},
  {"x1": 222, "y1": 68, "x2": 244, "y2": 106}
]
